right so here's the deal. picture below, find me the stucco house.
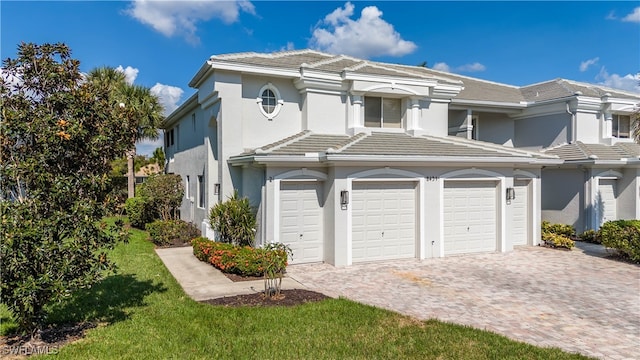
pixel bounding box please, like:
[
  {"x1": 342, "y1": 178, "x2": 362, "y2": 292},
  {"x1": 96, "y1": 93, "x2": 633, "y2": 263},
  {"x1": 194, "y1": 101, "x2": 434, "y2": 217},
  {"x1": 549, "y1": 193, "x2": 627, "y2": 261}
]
[{"x1": 163, "y1": 49, "x2": 638, "y2": 266}]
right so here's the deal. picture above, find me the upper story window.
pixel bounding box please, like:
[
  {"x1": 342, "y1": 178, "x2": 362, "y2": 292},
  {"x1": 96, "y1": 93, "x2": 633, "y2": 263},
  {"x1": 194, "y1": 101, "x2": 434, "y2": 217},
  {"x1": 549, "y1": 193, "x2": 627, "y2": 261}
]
[
  {"x1": 364, "y1": 96, "x2": 402, "y2": 128},
  {"x1": 257, "y1": 83, "x2": 283, "y2": 120},
  {"x1": 165, "y1": 128, "x2": 175, "y2": 147},
  {"x1": 471, "y1": 115, "x2": 479, "y2": 140},
  {"x1": 612, "y1": 114, "x2": 630, "y2": 138}
]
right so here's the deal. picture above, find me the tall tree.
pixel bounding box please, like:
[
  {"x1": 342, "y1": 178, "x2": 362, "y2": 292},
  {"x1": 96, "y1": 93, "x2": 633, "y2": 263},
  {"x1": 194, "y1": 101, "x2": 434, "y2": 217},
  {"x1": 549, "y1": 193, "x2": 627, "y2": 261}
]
[
  {"x1": 85, "y1": 68, "x2": 163, "y2": 198},
  {"x1": 0, "y1": 43, "x2": 133, "y2": 335}
]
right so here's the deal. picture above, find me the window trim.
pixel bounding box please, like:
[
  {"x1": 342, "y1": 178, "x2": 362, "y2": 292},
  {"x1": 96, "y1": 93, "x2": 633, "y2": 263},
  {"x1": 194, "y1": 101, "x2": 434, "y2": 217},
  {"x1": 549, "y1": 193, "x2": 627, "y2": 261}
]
[
  {"x1": 256, "y1": 83, "x2": 283, "y2": 120},
  {"x1": 612, "y1": 114, "x2": 631, "y2": 139},
  {"x1": 197, "y1": 175, "x2": 205, "y2": 209},
  {"x1": 364, "y1": 96, "x2": 403, "y2": 129}
]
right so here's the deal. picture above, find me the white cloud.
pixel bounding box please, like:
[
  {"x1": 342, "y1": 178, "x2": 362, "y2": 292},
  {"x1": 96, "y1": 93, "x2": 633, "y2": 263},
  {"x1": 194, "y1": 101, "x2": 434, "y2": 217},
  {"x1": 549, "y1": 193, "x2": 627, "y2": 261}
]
[
  {"x1": 432, "y1": 62, "x2": 451, "y2": 72},
  {"x1": 150, "y1": 83, "x2": 184, "y2": 116},
  {"x1": 126, "y1": 0, "x2": 255, "y2": 44},
  {"x1": 116, "y1": 65, "x2": 139, "y2": 84},
  {"x1": 457, "y1": 62, "x2": 486, "y2": 72},
  {"x1": 605, "y1": 11, "x2": 617, "y2": 20},
  {"x1": 579, "y1": 57, "x2": 599, "y2": 72},
  {"x1": 432, "y1": 62, "x2": 486, "y2": 73},
  {"x1": 596, "y1": 67, "x2": 640, "y2": 92},
  {"x1": 310, "y1": 2, "x2": 417, "y2": 58},
  {"x1": 622, "y1": 7, "x2": 640, "y2": 22}
]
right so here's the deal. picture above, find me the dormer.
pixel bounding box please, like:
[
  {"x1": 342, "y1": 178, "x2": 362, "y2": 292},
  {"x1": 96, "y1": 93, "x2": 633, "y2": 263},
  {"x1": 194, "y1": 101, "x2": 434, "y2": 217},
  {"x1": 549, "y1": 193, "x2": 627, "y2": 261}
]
[
  {"x1": 600, "y1": 93, "x2": 638, "y2": 145},
  {"x1": 344, "y1": 67, "x2": 462, "y2": 137}
]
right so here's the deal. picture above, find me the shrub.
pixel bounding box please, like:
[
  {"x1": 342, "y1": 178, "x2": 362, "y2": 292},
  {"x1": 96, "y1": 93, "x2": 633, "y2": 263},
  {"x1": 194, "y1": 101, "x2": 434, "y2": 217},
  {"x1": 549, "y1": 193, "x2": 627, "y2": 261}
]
[
  {"x1": 191, "y1": 238, "x2": 289, "y2": 278},
  {"x1": 137, "y1": 174, "x2": 183, "y2": 221},
  {"x1": 262, "y1": 242, "x2": 293, "y2": 299},
  {"x1": 541, "y1": 221, "x2": 575, "y2": 249},
  {"x1": 542, "y1": 232, "x2": 575, "y2": 249},
  {"x1": 125, "y1": 196, "x2": 156, "y2": 229},
  {"x1": 600, "y1": 220, "x2": 640, "y2": 263},
  {"x1": 146, "y1": 220, "x2": 200, "y2": 247},
  {"x1": 209, "y1": 190, "x2": 256, "y2": 246},
  {"x1": 578, "y1": 229, "x2": 601, "y2": 244},
  {"x1": 541, "y1": 221, "x2": 575, "y2": 238}
]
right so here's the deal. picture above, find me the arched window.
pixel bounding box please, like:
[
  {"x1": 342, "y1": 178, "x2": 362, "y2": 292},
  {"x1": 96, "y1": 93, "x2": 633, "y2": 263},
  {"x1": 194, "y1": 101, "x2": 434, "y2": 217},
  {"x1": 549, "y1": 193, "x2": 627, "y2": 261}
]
[{"x1": 257, "y1": 83, "x2": 283, "y2": 119}]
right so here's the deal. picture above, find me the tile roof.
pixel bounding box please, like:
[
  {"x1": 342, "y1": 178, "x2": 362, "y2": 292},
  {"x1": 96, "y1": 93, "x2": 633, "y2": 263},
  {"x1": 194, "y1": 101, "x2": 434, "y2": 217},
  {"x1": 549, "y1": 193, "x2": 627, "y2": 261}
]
[
  {"x1": 543, "y1": 141, "x2": 640, "y2": 161},
  {"x1": 520, "y1": 79, "x2": 639, "y2": 102},
  {"x1": 236, "y1": 131, "x2": 556, "y2": 161},
  {"x1": 207, "y1": 49, "x2": 639, "y2": 104}
]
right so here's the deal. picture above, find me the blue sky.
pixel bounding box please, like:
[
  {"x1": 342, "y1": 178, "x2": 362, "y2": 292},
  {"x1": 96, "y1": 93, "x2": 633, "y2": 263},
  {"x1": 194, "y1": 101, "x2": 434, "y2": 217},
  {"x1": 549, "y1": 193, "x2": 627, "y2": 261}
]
[{"x1": 2, "y1": 1, "x2": 639, "y2": 155}]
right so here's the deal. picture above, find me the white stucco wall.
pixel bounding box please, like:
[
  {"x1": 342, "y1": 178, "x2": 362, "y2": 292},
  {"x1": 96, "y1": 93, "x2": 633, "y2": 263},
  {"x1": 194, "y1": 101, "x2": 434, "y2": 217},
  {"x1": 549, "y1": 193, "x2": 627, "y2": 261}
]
[
  {"x1": 514, "y1": 113, "x2": 571, "y2": 150},
  {"x1": 477, "y1": 112, "x2": 514, "y2": 146},
  {"x1": 241, "y1": 76, "x2": 303, "y2": 149},
  {"x1": 574, "y1": 111, "x2": 600, "y2": 144},
  {"x1": 541, "y1": 168, "x2": 585, "y2": 231}
]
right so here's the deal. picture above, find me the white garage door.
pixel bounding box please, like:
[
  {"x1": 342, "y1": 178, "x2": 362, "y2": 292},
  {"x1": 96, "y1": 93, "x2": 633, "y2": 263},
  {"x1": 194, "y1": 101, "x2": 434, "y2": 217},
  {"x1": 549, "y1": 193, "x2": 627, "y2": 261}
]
[
  {"x1": 512, "y1": 180, "x2": 529, "y2": 246},
  {"x1": 352, "y1": 182, "x2": 416, "y2": 263},
  {"x1": 599, "y1": 179, "x2": 617, "y2": 225},
  {"x1": 280, "y1": 182, "x2": 323, "y2": 264},
  {"x1": 444, "y1": 181, "x2": 497, "y2": 255}
]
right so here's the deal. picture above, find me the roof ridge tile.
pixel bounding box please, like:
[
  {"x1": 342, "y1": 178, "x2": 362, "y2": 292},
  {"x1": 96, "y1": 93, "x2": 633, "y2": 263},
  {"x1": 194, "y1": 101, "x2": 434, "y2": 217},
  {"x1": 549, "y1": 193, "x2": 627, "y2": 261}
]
[
  {"x1": 255, "y1": 130, "x2": 311, "y2": 153},
  {"x1": 327, "y1": 132, "x2": 368, "y2": 153}
]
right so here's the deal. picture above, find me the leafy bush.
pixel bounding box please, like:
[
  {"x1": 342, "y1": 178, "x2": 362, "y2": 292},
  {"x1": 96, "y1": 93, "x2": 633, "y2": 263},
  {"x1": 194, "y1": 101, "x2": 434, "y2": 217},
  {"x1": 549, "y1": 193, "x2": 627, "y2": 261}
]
[
  {"x1": 600, "y1": 220, "x2": 640, "y2": 263},
  {"x1": 137, "y1": 174, "x2": 183, "y2": 221},
  {"x1": 541, "y1": 221, "x2": 575, "y2": 238},
  {"x1": 0, "y1": 43, "x2": 137, "y2": 334},
  {"x1": 146, "y1": 220, "x2": 200, "y2": 247},
  {"x1": 541, "y1": 221, "x2": 575, "y2": 249},
  {"x1": 209, "y1": 190, "x2": 256, "y2": 246},
  {"x1": 578, "y1": 229, "x2": 601, "y2": 244},
  {"x1": 125, "y1": 196, "x2": 156, "y2": 229},
  {"x1": 192, "y1": 238, "x2": 289, "y2": 277},
  {"x1": 262, "y1": 243, "x2": 293, "y2": 299},
  {"x1": 542, "y1": 233, "x2": 575, "y2": 249}
]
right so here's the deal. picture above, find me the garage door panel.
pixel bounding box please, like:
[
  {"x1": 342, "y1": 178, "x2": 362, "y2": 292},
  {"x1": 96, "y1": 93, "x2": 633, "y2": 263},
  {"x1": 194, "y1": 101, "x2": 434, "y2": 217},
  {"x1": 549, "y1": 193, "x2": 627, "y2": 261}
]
[
  {"x1": 444, "y1": 181, "x2": 497, "y2": 256},
  {"x1": 512, "y1": 180, "x2": 529, "y2": 246},
  {"x1": 352, "y1": 182, "x2": 416, "y2": 263},
  {"x1": 280, "y1": 182, "x2": 323, "y2": 264},
  {"x1": 599, "y1": 179, "x2": 617, "y2": 224}
]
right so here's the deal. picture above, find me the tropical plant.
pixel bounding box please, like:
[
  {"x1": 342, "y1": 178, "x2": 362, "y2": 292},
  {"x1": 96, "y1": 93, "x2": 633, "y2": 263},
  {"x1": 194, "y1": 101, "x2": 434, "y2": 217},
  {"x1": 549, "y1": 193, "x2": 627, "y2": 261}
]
[
  {"x1": 0, "y1": 42, "x2": 132, "y2": 335},
  {"x1": 262, "y1": 242, "x2": 293, "y2": 299},
  {"x1": 152, "y1": 147, "x2": 166, "y2": 170},
  {"x1": 85, "y1": 67, "x2": 164, "y2": 198},
  {"x1": 209, "y1": 190, "x2": 256, "y2": 246}
]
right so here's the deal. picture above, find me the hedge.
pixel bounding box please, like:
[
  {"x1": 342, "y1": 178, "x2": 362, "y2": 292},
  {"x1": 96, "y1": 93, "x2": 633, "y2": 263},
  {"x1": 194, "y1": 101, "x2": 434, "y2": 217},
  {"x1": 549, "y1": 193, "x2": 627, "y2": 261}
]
[
  {"x1": 146, "y1": 220, "x2": 201, "y2": 247},
  {"x1": 192, "y1": 237, "x2": 288, "y2": 277},
  {"x1": 600, "y1": 220, "x2": 640, "y2": 263}
]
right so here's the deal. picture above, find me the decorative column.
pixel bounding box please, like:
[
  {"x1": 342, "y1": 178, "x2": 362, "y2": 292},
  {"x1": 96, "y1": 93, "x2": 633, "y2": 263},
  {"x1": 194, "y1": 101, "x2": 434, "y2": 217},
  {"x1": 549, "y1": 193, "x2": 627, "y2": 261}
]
[
  {"x1": 410, "y1": 97, "x2": 421, "y2": 130},
  {"x1": 352, "y1": 94, "x2": 363, "y2": 128}
]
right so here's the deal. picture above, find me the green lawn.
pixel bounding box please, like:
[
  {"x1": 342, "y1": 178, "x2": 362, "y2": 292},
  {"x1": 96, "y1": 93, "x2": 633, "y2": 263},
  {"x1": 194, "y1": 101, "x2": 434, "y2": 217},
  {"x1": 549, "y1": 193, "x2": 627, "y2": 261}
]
[{"x1": 1, "y1": 225, "x2": 591, "y2": 359}]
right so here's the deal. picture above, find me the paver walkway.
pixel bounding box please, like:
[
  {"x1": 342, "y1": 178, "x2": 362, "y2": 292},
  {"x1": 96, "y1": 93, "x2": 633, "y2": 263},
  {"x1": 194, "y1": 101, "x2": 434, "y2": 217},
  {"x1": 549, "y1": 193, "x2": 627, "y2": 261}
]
[{"x1": 287, "y1": 243, "x2": 640, "y2": 360}]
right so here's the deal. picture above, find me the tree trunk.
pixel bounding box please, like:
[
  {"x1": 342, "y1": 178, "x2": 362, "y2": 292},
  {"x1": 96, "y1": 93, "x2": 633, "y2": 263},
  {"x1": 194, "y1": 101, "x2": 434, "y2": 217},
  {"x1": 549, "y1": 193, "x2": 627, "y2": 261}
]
[{"x1": 127, "y1": 148, "x2": 135, "y2": 198}]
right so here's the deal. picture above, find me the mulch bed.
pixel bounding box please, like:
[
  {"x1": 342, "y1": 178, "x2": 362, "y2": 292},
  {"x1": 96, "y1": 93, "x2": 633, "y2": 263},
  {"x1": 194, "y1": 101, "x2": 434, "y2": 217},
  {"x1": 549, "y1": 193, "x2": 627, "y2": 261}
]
[
  {"x1": 222, "y1": 273, "x2": 264, "y2": 282},
  {"x1": 201, "y1": 289, "x2": 329, "y2": 307},
  {"x1": 0, "y1": 322, "x2": 96, "y2": 358}
]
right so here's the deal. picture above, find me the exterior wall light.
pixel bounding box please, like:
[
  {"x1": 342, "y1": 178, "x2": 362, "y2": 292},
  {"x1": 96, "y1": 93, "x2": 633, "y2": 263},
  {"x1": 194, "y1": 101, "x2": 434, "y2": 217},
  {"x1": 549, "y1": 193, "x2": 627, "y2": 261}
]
[
  {"x1": 340, "y1": 190, "x2": 349, "y2": 210},
  {"x1": 506, "y1": 187, "x2": 516, "y2": 204},
  {"x1": 214, "y1": 183, "x2": 220, "y2": 195}
]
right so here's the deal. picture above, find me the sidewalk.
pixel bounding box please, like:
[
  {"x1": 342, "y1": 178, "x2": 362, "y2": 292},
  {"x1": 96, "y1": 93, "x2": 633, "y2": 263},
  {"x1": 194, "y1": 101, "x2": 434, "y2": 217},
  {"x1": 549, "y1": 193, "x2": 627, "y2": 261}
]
[{"x1": 155, "y1": 246, "x2": 306, "y2": 301}]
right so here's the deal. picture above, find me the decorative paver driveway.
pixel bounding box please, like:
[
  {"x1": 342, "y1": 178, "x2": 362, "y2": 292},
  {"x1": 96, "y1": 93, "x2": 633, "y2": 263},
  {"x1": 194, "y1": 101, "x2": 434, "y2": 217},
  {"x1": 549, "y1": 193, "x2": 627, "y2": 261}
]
[{"x1": 287, "y1": 244, "x2": 640, "y2": 359}]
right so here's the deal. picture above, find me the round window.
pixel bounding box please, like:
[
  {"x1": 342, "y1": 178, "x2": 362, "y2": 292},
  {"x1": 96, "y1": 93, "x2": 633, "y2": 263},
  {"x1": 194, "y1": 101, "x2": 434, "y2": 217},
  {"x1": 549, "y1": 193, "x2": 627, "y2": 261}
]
[{"x1": 257, "y1": 83, "x2": 283, "y2": 119}]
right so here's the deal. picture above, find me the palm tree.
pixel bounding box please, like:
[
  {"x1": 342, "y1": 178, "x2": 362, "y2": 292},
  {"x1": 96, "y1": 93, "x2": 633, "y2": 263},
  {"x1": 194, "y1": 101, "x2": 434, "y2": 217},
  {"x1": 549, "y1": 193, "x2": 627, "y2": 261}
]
[{"x1": 86, "y1": 67, "x2": 164, "y2": 198}]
